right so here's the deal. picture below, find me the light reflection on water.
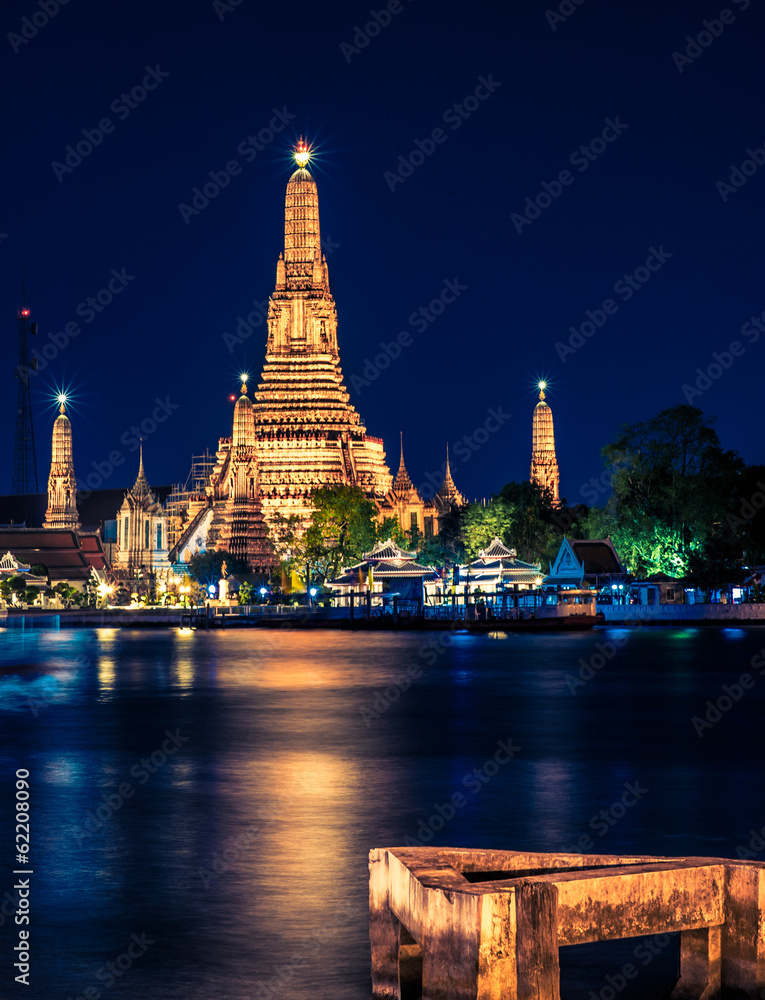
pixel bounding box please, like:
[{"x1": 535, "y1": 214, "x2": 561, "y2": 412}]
[{"x1": 0, "y1": 625, "x2": 764, "y2": 999}]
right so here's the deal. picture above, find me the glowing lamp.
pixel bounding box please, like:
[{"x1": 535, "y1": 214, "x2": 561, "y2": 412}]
[
  {"x1": 57, "y1": 393, "x2": 67, "y2": 405},
  {"x1": 208, "y1": 585, "x2": 216, "y2": 594},
  {"x1": 310, "y1": 588, "x2": 317, "y2": 597},
  {"x1": 293, "y1": 138, "x2": 312, "y2": 168},
  {"x1": 260, "y1": 588, "x2": 267, "y2": 595},
  {"x1": 538, "y1": 380, "x2": 546, "y2": 391}
]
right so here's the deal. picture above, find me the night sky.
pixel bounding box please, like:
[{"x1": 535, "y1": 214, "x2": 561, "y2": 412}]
[{"x1": 3, "y1": 0, "x2": 764, "y2": 507}]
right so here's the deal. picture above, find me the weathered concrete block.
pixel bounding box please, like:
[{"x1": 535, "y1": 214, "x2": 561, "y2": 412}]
[{"x1": 369, "y1": 847, "x2": 765, "y2": 1000}]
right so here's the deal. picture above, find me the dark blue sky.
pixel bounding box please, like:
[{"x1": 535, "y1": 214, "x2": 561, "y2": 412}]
[{"x1": 3, "y1": 0, "x2": 764, "y2": 506}]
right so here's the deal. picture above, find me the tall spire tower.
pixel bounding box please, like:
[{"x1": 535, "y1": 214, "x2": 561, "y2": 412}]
[
  {"x1": 212, "y1": 377, "x2": 275, "y2": 572},
  {"x1": 530, "y1": 382, "x2": 560, "y2": 504},
  {"x1": 252, "y1": 139, "x2": 392, "y2": 526},
  {"x1": 43, "y1": 395, "x2": 80, "y2": 530}
]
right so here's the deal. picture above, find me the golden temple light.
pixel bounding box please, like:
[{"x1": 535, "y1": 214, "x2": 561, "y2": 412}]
[{"x1": 293, "y1": 137, "x2": 312, "y2": 168}]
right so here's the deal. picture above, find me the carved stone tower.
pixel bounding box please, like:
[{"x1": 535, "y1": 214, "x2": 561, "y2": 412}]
[
  {"x1": 530, "y1": 382, "x2": 560, "y2": 504},
  {"x1": 252, "y1": 139, "x2": 392, "y2": 527},
  {"x1": 43, "y1": 396, "x2": 80, "y2": 530},
  {"x1": 210, "y1": 378, "x2": 275, "y2": 573}
]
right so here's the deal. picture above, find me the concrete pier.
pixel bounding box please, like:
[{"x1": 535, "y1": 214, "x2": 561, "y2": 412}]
[{"x1": 369, "y1": 847, "x2": 765, "y2": 999}]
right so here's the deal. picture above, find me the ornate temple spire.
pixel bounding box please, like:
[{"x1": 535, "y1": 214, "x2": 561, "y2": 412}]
[
  {"x1": 283, "y1": 138, "x2": 324, "y2": 291},
  {"x1": 393, "y1": 432, "x2": 414, "y2": 494},
  {"x1": 232, "y1": 376, "x2": 256, "y2": 451},
  {"x1": 44, "y1": 394, "x2": 80, "y2": 529},
  {"x1": 438, "y1": 444, "x2": 455, "y2": 499},
  {"x1": 252, "y1": 139, "x2": 392, "y2": 527},
  {"x1": 131, "y1": 439, "x2": 153, "y2": 501},
  {"x1": 530, "y1": 381, "x2": 560, "y2": 504},
  {"x1": 214, "y1": 377, "x2": 275, "y2": 572}
]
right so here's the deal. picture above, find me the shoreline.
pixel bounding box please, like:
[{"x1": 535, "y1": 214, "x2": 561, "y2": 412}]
[{"x1": 2, "y1": 608, "x2": 764, "y2": 631}]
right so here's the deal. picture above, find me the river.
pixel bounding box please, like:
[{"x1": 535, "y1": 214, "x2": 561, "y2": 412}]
[{"x1": 1, "y1": 624, "x2": 763, "y2": 998}]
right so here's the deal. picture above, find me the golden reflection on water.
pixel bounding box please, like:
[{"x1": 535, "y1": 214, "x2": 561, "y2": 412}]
[{"x1": 97, "y1": 657, "x2": 116, "y2": 696}]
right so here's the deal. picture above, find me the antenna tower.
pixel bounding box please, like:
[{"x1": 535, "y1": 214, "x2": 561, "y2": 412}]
[{"x1": 12, "y1": 278, "x2": 39, "y2": 494}]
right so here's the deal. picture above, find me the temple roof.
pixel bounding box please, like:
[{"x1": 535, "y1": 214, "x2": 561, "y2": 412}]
[
  {"x1": 363, "y1": 538, "x2": 415, "y2": 561},
  {"x1": 0, "y1": 528, "x2": 109, "y2": 580},
  {"x1": 478, "y1": 537, "x2": 516, "y2": 560}
]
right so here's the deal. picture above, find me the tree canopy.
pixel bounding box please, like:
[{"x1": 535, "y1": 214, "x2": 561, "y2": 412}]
[{"x1": 584, "y1": 404, "x2": 756, "y2": 581}]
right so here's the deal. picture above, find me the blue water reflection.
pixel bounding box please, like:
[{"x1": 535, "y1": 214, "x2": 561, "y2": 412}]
[{"x1": 0, "y1": 625, "x2": 763, "y2": 998}]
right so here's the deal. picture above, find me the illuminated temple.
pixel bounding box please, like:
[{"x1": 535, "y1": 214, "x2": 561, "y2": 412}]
[
  {"x1": 529, "y1": 381, "x2": 560, "y2": 503},
  {"x1": 43, "y1": 396, "x2": 80, "y2": 531},
  {"x1": 251, "y1": 140, "x2": 393, "y2": 527}
]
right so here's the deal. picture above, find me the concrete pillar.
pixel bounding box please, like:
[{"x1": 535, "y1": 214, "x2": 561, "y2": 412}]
[
  {"x1": 369, "y1": 849, "x2": 401, "y2": 998},
  {"x1": 670, "y1": 926, "x2": 721, "y2": 1000},
  {"x1": 514, "y1": 881, "x2": 560, "y2": 1000},
  {"x1": 721, "y1": 864, "x2": 765, "y2": 997}
]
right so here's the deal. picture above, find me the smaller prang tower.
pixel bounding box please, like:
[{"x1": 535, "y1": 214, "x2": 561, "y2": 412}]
[
  {"x1": 529, "y1": 381, "x2": 560, "y2": 504},
  {"x1": 43, "y1": 395, "x2": 80, "y2": 530},
  {"x1": 212, "y1": 377, "x2": 276, "y2": 573}
]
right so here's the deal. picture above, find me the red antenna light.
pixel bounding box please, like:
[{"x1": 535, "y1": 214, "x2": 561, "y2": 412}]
[{"x1": 20, "y1": 309, "x2": 30, "y2": 317}]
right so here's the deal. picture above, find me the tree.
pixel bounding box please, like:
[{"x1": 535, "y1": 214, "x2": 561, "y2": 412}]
[
  {"x1": 604, "y1": 405, "x2": 741, "y2": 535},
  {"x1": 462, "y1": 502, "x2": 514, "y2": 561},
  {"x1": 53, "y1": 582, "x2": 79, "y2": 608},
  {"x1": 238, "y1": 580, "x2": 254, "y2": 605},
  {"x1": 302, "y1": 484, "x2": 382, "y2": 581},
  {"x1": 460, "y1": 482, "x2": 566, "y2": 565},
  {"x1": 589, "y1": 405, "x2": 745, "y2": 577}
]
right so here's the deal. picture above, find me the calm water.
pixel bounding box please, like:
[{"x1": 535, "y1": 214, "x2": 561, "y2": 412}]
[{"x1": 0, "y1": 625, "x2": 764, "y2": 999}]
